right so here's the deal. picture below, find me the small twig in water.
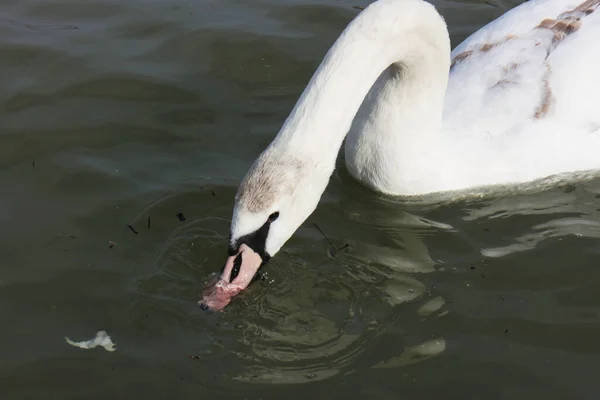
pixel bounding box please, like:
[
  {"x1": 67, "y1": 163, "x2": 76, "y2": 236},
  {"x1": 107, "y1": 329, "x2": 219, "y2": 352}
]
[
  {"x1": 313, "y1": 223, "x2": 334, "y2": 247},
  {"x1": 126, "y1": 225, "x2": 139, "y2": 235},
  {"x1": 335, "y1": 243, "x2": 351, "y2": 253},
  {"x1": 313, "y1": 224, "x2": 351, "y2": 257},
  {"x1": 329, "y1": 243, "x2": 352, "y2": 258},
  {"x1": 147, "y1": 216, "x2": 151, "y2": 230},
  {"x1": 57, "y1": 234, "x2": 76, "y2": 239}
]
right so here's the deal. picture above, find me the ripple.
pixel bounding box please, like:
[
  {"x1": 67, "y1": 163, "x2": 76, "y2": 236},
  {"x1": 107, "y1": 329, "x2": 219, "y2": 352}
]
[
  {"x1": 126, "y1": 186, "x2": 447, "y2": 385},
  {"x1": 456, "y1": 183, "x2": 600, "y2": 258},
  {"x1": 371, "y1": 338, "x2": 446, "y2": 369},
  {"x1": 5, "y1": 73, "x2": 201, "y2": 114},
  {"x1": 205, "y1": 244, "x2": 440, "y2": 383},
  {"x1": 156, "y1": 107, "x2": 217, "y2": 126},
  {"x1": 417, "y1": 296, "x2": 446, "y2": 316},
  {"x1": 0, "y1": 44, "x2": 66, "y2": 68},
  {"x1": 481, "y1": 217, "x2": 600, "y2": 258},
  {"x1": 59, "y1": 74, "x2": 200, "y2": 102},
  {"x1": 25, "y1": 0, "x2": 122, "y2": 20},
  {"x1": 1, "y1": 18, "x2": 78, "y2": 31},
  {"x1": 112, "y1": 20, "x2": 180, "y2": 39}
]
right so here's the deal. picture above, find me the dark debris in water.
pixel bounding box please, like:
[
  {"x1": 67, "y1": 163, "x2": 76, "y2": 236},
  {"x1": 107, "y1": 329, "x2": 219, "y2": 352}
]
[
  {"x1": 126, "y1": 224, "x2": 139, "y2": 235},
  {"x1": 313, "y1": 223, "x2": 333, "y2": 247},
  {"x1": 256, "y1": 270, "x2": 267, "y2": 281},
  {"x1": 108, "y1": 241, "x2": 116, "y2": 249},
  {"x1": 331, "y1": 242, "x2": 351, "y2": 257},
  {"x1": 199, "y1": 185, "x2": 216, "y2": 196},
  {"x1": 56, "y1": 233, "x2": 76, "y2": 239},
  {"x1": 177, "y1": 212, "x2": 186, "y2": 222},
  {"x1": 147, "y1": 216, "x2": 151, "y2": 230},
  {"x1": 313, "y1": 223, "x2": 351, "y2": 258},
  {"x1": 7, "y1": 18, "x2": 79, "y2": 31}
]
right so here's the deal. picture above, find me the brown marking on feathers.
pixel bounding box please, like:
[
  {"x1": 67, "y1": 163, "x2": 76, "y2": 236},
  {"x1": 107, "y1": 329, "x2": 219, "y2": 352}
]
[
  {"x1": 493, "y1": 78, "x2": 515, "y2": 87},
  {"x1": 535, "y1": 82, "x2": 552, "y2": 118},
  {"x1": 236, "y1": 152, "x2": 304, "y2": 213},
  {"x1": 536, "y1": 0, "x2": 600, "y2": 44},
  {"x1": 451, "y1": 35, "x2": 516, "y2": 69},
  {"x1": 451, "y1": 0, "x2": 597, "y2": 118},
  {"x1": 491, "y1": 63, "x2": 521, "y2": 88},
  {"x1": 479, "y1": 43, "x2": 495, "y2": 52},
  {"x1": 532, "y1": 0, "x2": 599, "y2": 117},
  {"x1": 450, "y1": 50, "x2": 473, "y2": 69},
  {"x1": 480, "y1": 35, "x2": 517, "y2": 52},
  {"x1": 535, "y1": 63, "x2": 553, "y2": 118},
  {"x1": 570, "y1": 0, "x2": 600, "y2": 14},
  {"x1": 452, "y1": 0, "x2": 596, "y2": 70},
  {"x1": 537, "y1": 18, "x2": 582, "y2": 43}
]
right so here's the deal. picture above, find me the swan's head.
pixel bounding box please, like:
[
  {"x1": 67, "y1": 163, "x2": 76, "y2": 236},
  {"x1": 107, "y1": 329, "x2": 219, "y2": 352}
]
[{"x1": 200, "y1": 149, "x2": 331, "y2": 311}]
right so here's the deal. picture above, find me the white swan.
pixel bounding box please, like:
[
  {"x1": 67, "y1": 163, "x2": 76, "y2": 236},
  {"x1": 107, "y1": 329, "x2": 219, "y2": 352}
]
[{"x1": 201, "y1": 0, "x2": 600, "y2": 310}]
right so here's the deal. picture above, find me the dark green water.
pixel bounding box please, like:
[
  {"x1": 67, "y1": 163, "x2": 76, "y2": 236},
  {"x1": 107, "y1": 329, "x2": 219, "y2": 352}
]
[{"x1": 1, "y1": 0, "x2": 600, "y2": 398}]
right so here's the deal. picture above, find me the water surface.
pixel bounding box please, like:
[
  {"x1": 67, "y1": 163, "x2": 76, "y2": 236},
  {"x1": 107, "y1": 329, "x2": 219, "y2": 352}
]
[{"x1": 1, "y1": 0, "x2": 600, "y2": 399}]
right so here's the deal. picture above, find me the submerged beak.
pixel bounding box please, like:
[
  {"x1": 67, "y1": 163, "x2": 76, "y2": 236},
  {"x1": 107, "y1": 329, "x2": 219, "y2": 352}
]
[{"x1": 199, "y1": 244, "x2": 264, "y2": 311}]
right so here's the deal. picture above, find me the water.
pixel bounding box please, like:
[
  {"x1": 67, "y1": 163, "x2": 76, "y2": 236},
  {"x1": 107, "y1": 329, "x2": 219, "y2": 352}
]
[{"x1": 1, "y1": 0, "x2": 600, "y2": 398}]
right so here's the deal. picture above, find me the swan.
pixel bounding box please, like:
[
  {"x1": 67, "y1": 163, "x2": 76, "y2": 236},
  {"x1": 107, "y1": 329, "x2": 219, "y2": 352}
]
[{"x1": 200, "y1": 0, "x2": 600, "y2": 310}]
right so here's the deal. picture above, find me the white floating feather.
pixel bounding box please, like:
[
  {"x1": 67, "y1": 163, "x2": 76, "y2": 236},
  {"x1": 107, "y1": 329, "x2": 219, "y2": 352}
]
[{"x1": 65, "y1": 330, "x2": 116, "y2": 352}]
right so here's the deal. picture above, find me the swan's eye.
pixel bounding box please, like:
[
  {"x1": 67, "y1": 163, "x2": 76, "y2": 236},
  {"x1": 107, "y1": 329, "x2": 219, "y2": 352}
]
[{"x1": 268, "y1": 212, "x2": 280, "y2": 223}]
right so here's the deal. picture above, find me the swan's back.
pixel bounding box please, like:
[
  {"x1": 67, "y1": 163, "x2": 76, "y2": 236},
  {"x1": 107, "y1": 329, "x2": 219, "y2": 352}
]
[{"x1": 443, "y1": 0, "x2": 600, "y2": 185}]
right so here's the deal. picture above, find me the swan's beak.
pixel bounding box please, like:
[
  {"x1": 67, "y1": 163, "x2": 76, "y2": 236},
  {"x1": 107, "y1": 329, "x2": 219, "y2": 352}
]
[{"x1": 199, "y1": 244, "x2": 263, "y2": 311}]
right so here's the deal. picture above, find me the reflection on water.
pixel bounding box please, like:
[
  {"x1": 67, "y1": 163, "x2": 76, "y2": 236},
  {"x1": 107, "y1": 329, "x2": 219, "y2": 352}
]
[
  {"x1": 1, "y1": 0, "x2": 600, "y2": 398},
  {"x1": 125, "y1": 175, "x2": 600, "y2": 387},
  {"x1": 462, "y1": 184, "x2": 600, "y2": 258},
  {"x1": 128, "y1": 183, "x2": 450, "y2": 385}
]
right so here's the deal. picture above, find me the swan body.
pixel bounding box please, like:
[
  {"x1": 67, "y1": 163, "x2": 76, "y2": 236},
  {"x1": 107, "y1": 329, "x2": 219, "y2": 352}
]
[
  {"x1": 201, "y1": 0, "x2": 600, "y2": 310},
  {"x1": 346, "y1": 0, "x2": 600, "y2": 195}
]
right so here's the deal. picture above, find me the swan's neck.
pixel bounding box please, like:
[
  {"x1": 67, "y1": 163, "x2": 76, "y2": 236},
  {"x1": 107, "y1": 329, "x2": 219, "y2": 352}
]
[{"x1": 270, "y1": 0, "x2": 451, "y2": 182}]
